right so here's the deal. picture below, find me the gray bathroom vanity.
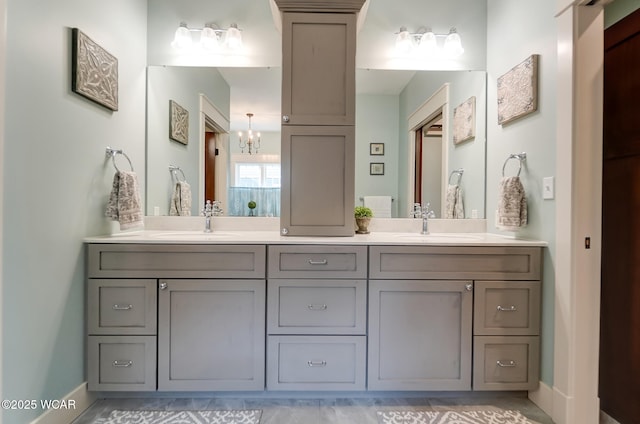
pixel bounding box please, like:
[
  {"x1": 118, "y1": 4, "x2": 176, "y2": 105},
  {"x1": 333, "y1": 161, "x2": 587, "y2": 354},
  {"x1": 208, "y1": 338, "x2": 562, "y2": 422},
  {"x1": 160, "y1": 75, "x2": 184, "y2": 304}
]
[{"x1": 85, "y1": 231, "x2": 543, "y2": 394}]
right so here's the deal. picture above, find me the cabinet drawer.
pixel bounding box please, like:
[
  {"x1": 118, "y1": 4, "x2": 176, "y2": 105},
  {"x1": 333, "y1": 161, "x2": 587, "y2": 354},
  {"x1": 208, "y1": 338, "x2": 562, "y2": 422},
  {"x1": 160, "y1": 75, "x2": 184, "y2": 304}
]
[
  {"x1": 88, "y1": 279, "x2": 157, "y2": 335},
  {"x1": 267, "y1": 335, "x2": 366, "y2": 390},
  {"x1": 87, "y1": 336, "x2": 156, "y2": 391},
  {"x1": 369, "y1": 246, "x2": 541, "y2": 280},
  {"x1": 268, "y1": 279, "x2": 366, "y2": 334},
  {"x1": 87, "y1": 244, "x2": 266, "y2": 279},
  {"x1": 268, "y1": 245, "x2": 367, "y2": 278},
  {"x1": 474, "y1": 281, "x2": 541, "y2": 335},
  {"x1": 473, "y1": 336, "x2": 539, "y2": 391}
]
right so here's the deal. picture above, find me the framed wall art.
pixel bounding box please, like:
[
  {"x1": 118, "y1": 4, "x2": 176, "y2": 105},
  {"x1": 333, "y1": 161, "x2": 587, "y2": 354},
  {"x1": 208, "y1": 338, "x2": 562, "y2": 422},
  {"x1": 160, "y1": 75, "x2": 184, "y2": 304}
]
[
  {"x1": 169, "y1": 100, "x2": 189, "y2": 145},
  {"x1": 497, "y1": 54, "x2": 539, "y2": 125},
  {"x1": 370, "y1": 143, "x2": 385, "y2": 155},
  {"x1": 370, "y1": 162, "x2": 385, "y2": 175},
  {"x1": 71, "y1": 28, "x2": 118, "y2": 111},
  {"x1": 453, "y1": 96, "x2": 476, "y2": 144}
]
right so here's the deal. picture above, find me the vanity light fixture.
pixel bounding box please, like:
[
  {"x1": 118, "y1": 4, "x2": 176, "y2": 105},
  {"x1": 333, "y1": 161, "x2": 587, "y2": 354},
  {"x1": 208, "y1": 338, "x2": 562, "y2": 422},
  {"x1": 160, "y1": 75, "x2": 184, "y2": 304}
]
[
  {"x1": 238, "y1": 113, "x2": 261, "y2": 155},
  {"x1": 172, "y1": 22, "x2": 243, "y2": 51},
  {"x1": 394, "y1": 27, "x2": 464, "y2": 57}
]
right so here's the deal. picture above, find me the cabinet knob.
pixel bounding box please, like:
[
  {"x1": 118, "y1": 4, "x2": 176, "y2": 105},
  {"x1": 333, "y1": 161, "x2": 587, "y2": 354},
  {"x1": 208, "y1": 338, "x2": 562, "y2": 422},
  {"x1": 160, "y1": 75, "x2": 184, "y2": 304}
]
[
  {"x1": 281, "y1": 228, "x2": 289, "y2": 235},
  {"x1": 159, "y1": 282, "x2": 168, "y2": 290},
  {"x1": 465, "y1": 283, "x2": 473, "y2": 292},
  {"x1": 282, "y1": 115, "x2": 290, "y2": 123}
]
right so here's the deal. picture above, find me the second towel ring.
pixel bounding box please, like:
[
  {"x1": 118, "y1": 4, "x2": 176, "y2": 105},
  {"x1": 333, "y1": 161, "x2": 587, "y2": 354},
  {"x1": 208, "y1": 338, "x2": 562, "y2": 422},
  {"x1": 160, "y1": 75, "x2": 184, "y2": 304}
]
[
  {"x1": 169, "y1": 165, "x2": 187, "y2": 183},
  {"x1": 449, "y1": 168, "x2": 464, "y2": 185},
  {"x1": 106, "y1": 147, "x2": 134, "y2": 172},
  {"x1": 502, "y1": 152, "x2": 527, "y2": 177}
]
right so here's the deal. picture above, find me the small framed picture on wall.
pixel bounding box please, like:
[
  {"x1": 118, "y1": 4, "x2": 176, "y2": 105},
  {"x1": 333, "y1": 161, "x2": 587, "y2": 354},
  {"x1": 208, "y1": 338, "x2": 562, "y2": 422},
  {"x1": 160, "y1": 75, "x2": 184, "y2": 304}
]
[
  {"x1": 370, "y1": 143, "x2": 384, "y2": 155},
  {"x1": 370, "y1": 162, "x2": 385, "y2": 175}
]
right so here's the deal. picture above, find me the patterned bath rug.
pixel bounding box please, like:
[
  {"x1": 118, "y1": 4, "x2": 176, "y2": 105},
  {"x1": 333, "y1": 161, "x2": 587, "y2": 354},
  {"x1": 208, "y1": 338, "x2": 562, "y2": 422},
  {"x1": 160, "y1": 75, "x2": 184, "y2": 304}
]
[
  {"x1": 377, "y1": 409, "x2": 535, "y2": 424},
  {"x1": 94, "y1": 409, "x2": 262, "y2": 424}
]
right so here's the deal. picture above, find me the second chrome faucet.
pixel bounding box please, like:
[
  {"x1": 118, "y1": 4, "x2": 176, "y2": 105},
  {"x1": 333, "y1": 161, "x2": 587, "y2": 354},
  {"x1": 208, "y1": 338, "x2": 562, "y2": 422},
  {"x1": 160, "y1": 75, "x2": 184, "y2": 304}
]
[{"x1": 421, "y1": 203, "x2": 436, "y2": 235}]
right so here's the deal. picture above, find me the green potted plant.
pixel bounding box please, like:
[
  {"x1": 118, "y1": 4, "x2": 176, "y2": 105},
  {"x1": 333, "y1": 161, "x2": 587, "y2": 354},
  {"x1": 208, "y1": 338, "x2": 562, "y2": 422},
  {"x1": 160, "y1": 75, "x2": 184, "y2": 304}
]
[
  {"x1": 248, "y1": 200, "x2": 257, "y2": 216},
  {"x1": 354, "y1": 206, "x2": 373, "y2": 234}
]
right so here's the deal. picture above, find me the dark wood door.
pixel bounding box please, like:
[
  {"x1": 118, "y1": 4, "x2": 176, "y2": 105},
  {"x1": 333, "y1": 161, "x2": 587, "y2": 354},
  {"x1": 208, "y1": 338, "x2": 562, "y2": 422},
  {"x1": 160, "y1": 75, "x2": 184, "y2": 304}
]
[
  {"x1": 414, "y1": 127, "x2": 423, "y2": 206},
  {"x1": 600, "y1": 8, "x2": 640, "y2": 424},
  {"x1": 204, "y1": 132, "x2": 216, "y2": 202}
]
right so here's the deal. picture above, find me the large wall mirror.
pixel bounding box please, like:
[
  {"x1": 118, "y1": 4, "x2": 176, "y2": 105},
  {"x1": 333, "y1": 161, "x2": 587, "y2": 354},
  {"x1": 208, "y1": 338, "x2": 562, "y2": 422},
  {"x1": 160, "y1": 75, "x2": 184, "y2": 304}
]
[{"x1": 146, "y1": 66, "x2": 486, "y2": 219}]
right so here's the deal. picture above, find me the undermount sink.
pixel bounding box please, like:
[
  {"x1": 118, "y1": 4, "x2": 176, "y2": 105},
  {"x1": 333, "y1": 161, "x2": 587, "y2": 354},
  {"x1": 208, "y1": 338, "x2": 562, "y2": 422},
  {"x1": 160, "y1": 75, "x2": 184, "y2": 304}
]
[
  {"x1": 393, "y1": 233, "x2": 484, "y2": 242},
  {"x1": 149, "y1": 231, "x2": 238, "y2": 240}
]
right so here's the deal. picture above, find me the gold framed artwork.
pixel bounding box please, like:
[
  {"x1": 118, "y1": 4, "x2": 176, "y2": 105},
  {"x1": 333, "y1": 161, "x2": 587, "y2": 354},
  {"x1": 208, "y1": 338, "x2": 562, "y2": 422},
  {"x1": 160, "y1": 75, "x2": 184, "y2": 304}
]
[
  {"x1": 497, "y1": 54, "x2": 539, "y2": 125},
  {"x1": 71, "y1": 28, "x2": 118, "y2": 111},
  {"x1": 169, "y1": 100, "x2": 189, "y2": 145},
  {"x1": 453, "y1": 96, "x2": 476, "y2": 144}
]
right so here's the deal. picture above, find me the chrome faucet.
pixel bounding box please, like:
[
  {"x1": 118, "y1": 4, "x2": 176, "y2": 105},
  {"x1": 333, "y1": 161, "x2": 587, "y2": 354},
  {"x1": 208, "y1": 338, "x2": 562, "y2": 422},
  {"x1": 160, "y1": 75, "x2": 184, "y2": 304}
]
[
  {"x1": 202, "y1": 200, "x2": 214, "y2": 233},
  {"x1": 421, "y1": 203, "x2": 436, "y2": 235}
]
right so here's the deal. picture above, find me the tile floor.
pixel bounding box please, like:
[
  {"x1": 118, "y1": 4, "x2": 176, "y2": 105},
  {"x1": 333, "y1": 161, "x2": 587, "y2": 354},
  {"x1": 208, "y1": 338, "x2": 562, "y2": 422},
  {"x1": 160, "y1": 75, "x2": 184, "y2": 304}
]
[{"x1": 72, "y1": 394, "x2": 555, "y2": 424}]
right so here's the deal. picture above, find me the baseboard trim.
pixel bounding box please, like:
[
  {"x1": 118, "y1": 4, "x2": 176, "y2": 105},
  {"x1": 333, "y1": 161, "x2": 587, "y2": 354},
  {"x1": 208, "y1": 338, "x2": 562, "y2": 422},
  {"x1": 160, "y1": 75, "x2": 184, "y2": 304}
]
[
  {"x1": 528, "y1": 381, "x2": 553, "y2": 417},
  {"x1": 551, "y1": 385, "x2": 572, "y2": 424},
  {"x1": 30, "y1": 382, "x2": 96, "y2": 424}
]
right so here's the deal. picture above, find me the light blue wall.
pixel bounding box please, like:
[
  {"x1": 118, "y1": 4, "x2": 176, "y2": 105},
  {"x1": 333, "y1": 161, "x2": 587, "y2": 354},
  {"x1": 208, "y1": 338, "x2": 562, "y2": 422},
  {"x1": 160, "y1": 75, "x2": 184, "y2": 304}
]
[
  {"x1": 486, "y1": 0, "x2": 557, "y2": 386},
  {"x1": 604, "y1": 0, "x2": 640, "y2": 28},
  {"x1": 2, "y1": 0, "x2": 147, "y2": 422},
  {"x1": 356, "y1": 94, "x2": 400, "y2": 216},
  {"x1": 146, "y1": 66, "x2": 230, "y2": 215},
  {"x1": 398, "y1": 71, "x2": 487, "y2": 218}
]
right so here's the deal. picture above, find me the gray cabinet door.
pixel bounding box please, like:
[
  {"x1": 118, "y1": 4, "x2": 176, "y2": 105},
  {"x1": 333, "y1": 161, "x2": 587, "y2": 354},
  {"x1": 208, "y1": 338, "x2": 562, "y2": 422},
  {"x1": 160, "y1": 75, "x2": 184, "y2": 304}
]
[
  {"x1": 281, "y1": 12, "x2": 356, "y2": 126},
  {"x1": 281, "y1": 125, "x2": 355, "y2": 236},
  {"x1": 368, "y1": 280, "x2": 473, "y2": 390},
  {"x1": 157, "y1": 279, "x2": 265, "y2": 391}
]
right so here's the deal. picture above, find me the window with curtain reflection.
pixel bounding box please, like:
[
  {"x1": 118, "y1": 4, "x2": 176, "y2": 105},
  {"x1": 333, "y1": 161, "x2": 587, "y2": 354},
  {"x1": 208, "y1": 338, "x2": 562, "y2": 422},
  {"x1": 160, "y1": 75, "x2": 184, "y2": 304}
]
[{"x1": 228, "y1": 161, "x2": 281, "y2": 217}]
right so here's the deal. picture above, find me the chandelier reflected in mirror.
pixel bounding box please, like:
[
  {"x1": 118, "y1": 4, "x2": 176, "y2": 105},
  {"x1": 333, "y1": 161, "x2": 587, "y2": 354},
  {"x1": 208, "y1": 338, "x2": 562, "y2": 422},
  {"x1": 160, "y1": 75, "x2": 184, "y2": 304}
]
[{"x1": 238, "y1": 112, "x2": 261, "y2": 154}]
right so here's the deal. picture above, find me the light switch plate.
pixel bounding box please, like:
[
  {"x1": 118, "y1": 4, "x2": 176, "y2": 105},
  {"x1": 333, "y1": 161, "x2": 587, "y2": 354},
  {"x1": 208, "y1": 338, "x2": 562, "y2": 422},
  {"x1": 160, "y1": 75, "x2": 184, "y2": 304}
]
[{"x1": 543, "y1": 176, "x2": 555, "y2": 200}]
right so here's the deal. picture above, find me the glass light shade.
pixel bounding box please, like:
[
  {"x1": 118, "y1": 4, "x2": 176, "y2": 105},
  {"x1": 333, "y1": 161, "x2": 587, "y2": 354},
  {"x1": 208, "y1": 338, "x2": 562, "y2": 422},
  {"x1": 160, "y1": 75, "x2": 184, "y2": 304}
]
[
  {"x1": 226, "y1": 24, "x2": 243, "y2": 50},
  {"x1": 200, "y1": 26, "x2": 219, "y2": 51},
  {"x1": 444, "y1": 29, "x2": 464, "y2": 57},
  {"x1": 172, "y1": 23, "x2": 192, "y2": 49},
  {"x1": 395, "y1": 27, "x2": 413, "y2": 53},
  {"x1": 418, "y1": 31, "x2": 438, "y2": 55}
]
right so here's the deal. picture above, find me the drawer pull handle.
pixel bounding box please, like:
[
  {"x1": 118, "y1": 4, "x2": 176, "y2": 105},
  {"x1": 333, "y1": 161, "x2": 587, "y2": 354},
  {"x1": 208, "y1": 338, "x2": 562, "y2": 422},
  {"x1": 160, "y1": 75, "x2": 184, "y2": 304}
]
[
  {"x1": 497, "y1": 305, "x2": 517, "y2": 312},
  {"x1": 307, "y1": 360, "x2": 327, "y2": 367},
  {"x1": 308, "y1": 259, "x2": 328, "y2": 265},
  {"x1": 113, "y1": 360, "x2": 133, "y2": 368},
  {"x1": 496, "y1": 360, "x2": 516, "y2": 368},
  {"x1": 307, "y1": 304, "x2": 328, "y2": 311},
  {"x1": 112, "y1": 304, "x2": 133, "y2": 310}
]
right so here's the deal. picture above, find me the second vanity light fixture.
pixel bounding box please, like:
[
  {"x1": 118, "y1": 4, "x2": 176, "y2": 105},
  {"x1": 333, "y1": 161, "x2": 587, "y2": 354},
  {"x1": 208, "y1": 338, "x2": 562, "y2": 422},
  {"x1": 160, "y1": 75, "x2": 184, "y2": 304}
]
[
  {"x1": 395, "y1": 27, "x2": 464, "y2": 57},
  {"x1": 238, "y1": 113, "x2": 261, "y2": 155},
  {"x1": 172, "y1": 22, "x2": 243, "y2": 51}
]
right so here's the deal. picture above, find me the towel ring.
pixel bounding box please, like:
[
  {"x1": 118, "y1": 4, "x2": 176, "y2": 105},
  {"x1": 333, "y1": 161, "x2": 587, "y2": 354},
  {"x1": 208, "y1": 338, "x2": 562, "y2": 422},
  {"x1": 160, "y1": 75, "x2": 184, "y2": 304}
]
[
  {"x1": 106, "y1": 147, "x2": 134, "y2": 172},
  {"x1": 448, "y1": 168, "x2": 464, "y2": 185},
  {"x1": 502, "y1": 152, "x2": 526, "y2": 177},
  {"x1": 169, "y1": 165, "x2": 187, "y2": 183}
]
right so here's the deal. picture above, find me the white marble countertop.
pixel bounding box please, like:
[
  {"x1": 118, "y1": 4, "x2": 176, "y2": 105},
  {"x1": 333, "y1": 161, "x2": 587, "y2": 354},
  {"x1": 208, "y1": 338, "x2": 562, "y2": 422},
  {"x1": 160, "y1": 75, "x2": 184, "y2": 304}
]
[{"x1": 85, "y1": 229, "x2": 547, "y2": 247}]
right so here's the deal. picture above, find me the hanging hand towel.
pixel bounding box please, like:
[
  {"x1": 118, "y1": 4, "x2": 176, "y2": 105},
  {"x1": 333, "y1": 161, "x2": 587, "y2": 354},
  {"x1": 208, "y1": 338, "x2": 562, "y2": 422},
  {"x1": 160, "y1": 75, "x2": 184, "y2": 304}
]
[
  {"x1": 444, "y1": 184, "x2": 465, "y2": 219},
  {"x1": 105, "y1": 171, "x2": 143, "y2": 230},
  {"x1": 363, "y1": 196, "x2": 392, "y2": 218},
  {"x1": 496, "y1": 176, "x2": 527, "y2": 231},
  {"x1": 169, "y1": 181, "x2": 192, "y2": 216}
]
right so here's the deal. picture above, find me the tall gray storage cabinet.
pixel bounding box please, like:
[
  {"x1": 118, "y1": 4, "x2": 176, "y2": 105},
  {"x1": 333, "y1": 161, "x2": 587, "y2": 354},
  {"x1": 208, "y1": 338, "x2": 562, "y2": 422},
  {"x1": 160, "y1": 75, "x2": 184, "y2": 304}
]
[{"x1": 277, "y1": 2, "x2": 365, "y2": 236}]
